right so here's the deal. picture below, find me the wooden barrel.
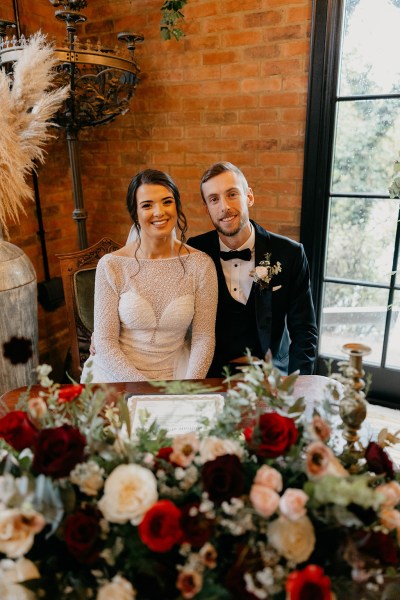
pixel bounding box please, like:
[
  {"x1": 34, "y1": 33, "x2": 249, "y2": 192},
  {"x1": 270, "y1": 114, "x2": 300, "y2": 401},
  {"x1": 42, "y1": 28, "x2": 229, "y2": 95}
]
[{"x1": 0, "y1": 239, "x2": 39, "y2": 395}]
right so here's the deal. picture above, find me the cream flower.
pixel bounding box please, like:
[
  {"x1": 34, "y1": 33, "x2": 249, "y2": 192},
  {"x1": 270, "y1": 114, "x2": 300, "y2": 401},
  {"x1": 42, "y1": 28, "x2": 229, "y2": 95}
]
[
  {"x1": 253, "y1": 465, "x2": 283, "y2": 492},
  {"x1": 170, "y1": 433, "x2": 200, "y2": 468},
  {"x1": 199, "y1": 436, "x2": 243, "y2": 463},
  {"x1": 0, "y1": 509, "x2": 45, "y2": 558},
  {"x1": 305, "y1": 441, "x2": 349, "y2": 480},
  {"x1": 97, "y1": 575, "x2": 136, "y2": 600},
  {"x1": 0, "y1": 558, "x2": 40, "y2": 600},
  {"x1": 176, "y1": 568, "x2": 203, "y2": 599},
  {"x1": 279, "y1": 488, "x2": 309, "y2": 521},
  {"x1": 376, "y1": 481, "x2": 400, "y2": 508},
  {"x1": 267, "y1": 515, "x2": 316, "y2": 563},
  {"x1": 98, "y1": 464, "x2": 158, "y2": 524},
  {"x1": 70, "y1": 461, "x2": 105, "y2": 496},
  {"x1": 250, "y1": 484, "x2": 280, "y2": 518},
  {"x1": 27, "y1": 397, "x2": 47, "y2": 419},
  {"x1": 380, "y1": 508, "x2": 400, "y2": 531}
]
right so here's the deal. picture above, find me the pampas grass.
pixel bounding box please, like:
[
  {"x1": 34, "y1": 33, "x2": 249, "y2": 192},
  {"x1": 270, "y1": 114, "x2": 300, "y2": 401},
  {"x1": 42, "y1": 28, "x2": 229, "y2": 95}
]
[{"x1": 0, "y1": 32, "x2": 69, "y2": 237}]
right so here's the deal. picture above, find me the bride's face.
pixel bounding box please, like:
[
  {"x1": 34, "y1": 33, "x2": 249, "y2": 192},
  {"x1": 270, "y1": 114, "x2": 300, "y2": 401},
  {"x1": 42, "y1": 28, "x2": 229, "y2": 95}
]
[{"x1": 136, "y1": 183, "x2": 178, "y2": 238}]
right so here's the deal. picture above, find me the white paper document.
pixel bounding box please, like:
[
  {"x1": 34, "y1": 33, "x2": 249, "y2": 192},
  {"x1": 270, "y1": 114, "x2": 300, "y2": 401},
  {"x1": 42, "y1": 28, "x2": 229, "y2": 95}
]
[{"x1": 127, "y1": 394, "x2": 225, "y2": 437}]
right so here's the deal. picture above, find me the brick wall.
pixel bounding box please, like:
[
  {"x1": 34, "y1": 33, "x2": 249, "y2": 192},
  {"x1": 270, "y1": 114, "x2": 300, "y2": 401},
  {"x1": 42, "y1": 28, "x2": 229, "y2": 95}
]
[{"x1": 1, "y1": 0, "x2": 312, "y2": 380}]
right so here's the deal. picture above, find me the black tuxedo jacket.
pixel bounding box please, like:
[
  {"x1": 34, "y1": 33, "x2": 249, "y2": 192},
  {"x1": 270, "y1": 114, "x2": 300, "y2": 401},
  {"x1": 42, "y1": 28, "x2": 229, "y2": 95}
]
[{"x1": 188, "y1": 221, "x2": 318, "y2": 375}]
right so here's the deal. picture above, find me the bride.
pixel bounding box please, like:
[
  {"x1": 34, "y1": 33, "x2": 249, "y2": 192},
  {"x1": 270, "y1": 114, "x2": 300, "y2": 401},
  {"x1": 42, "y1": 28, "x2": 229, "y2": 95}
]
[{"x1": 81, "y1": 169, "x2": 217, "y2": 383}]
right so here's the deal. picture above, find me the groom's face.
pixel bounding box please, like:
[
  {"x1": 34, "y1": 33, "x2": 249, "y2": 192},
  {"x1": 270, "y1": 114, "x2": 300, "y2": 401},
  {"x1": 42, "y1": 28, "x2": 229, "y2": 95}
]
[{"x1": 202, "y1": 170, "x2": 254, "y2": 240}]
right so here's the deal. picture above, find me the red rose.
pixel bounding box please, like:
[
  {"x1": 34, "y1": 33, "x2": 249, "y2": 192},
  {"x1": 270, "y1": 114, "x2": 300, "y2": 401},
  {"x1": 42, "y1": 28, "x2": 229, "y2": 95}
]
[
  {"x1": 365, "y1": 442, "x2": 394, "y2": 477},
  {"x1": 57, "y1": 384, "x2": 84, "y2": 404},
  {"x1": 244, "y1": 412, "x2": 298, "y2": 458},
  {"x1": 138, "y1": 499, "x2": 183, "y2": 553},
  {"x1": 0, "y1": 410, "x2": 37, "y2": 451},
  {"x1": 63, "y1": 506, "x2": 102, "y2": 565},
  {"x1": 181, "y1": 501, "x2": 214, "y2": 548},
  {"x1": 32, "y1": 424, "x2": 86, "y2": 478},
  {"x1": 201, "y1": 454, "x2": 245, "y2": 504},
  {"x1": 286, "y1": 564, "x2": 332, "y2": 600}
]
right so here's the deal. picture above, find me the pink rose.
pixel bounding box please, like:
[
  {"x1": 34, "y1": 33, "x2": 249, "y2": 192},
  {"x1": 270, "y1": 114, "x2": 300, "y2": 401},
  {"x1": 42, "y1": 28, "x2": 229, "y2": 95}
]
[
  {"x1": 305, "y1": 441, "x2": 349, "y2": 480},
  {"x1": 279, "y1": 488, "x2": 308, "y2": 521},
  {"x1": 254, "y1": 465, "x2": 283, "y2": 492},
  {"x1": 312, "y1": 415, "x2": 331, "y2": 442},
  {"x1": 249, "y1": 484, "x2": 280, "y2": 518},
  {"x1": 170, "y1": 432, "x2": 199, "y2": 468},
  {"x1": 376, "y1": 481, "x2": 400, "y2": 508},
  {"x1": 380, "y1": 508, "x2": 400, "y2": 531}
]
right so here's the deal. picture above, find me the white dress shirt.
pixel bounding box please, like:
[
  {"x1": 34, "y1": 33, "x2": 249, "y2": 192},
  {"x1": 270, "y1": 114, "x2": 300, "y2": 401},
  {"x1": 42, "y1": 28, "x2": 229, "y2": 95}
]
[{"x1": 219, "y1": 224, "x2": 255, "y2": 304}]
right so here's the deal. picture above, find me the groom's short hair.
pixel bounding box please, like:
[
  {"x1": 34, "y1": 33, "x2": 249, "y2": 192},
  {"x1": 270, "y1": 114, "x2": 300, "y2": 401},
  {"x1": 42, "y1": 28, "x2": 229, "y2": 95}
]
[{"x1": 200, "y1": 162, "x2": 249, "y2": 202}]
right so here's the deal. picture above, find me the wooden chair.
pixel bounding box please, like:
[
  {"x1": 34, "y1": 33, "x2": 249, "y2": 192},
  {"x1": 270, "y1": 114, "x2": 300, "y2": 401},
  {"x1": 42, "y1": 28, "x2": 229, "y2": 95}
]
[{"x1": 57, "y1": 237, "x2": 121, "y2": 381}]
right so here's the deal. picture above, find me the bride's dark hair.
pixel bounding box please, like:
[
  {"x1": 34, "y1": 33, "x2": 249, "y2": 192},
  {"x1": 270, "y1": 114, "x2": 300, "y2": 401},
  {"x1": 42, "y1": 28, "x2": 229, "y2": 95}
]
[{"x1": 126, "y1": 169, "x2": 188, "y2": 243}]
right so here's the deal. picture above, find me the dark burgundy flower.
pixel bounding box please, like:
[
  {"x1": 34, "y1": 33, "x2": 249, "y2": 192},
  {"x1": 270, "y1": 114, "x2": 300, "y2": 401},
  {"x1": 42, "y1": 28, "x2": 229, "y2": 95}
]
[
  {"x1": 353, "y1": 530, "x2": 398, "y2": 565},
  {"x1": 0, "y1": 410, "x2": 37, "y2": 451},
  {"x1": 365, "y1": 442, "x2": 394, "y2": 477},
  {"x1": 201, "y1": 454, "x2": 245, "y2": 504},
  {"x1": 286, "y1": 564, "x2": 332, "y2": 600},
  {"x1": 63, "y1": 505, "x2": 102, "y2": 565},
  {"x1": 244, "y1": 412, "x2": 298, "y2": 458},
  {"x1": 32, "y1": 424, "x2": 86, "y2": 478},
  {"x1": 156, "y1": 446, "x2": 174, "y2": 463},
  {"x1": 181, "y1": 501, "x2": 214, "y2": 548},
  {"x1": 57, "y1": 384, "x2": 84, "y2": 404},
  {"x1": 138, "y1": 499, "x2": 183, "y2": 553},
  {"x1": 3, "y1": 336, "x2": 33, "y2": 365}
]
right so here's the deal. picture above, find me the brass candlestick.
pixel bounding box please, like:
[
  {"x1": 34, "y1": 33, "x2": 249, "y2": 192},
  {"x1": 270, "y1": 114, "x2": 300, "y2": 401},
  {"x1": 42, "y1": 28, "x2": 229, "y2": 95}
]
[{"x1": 339, "y1": 343, "x2": 371, "y2": 470}]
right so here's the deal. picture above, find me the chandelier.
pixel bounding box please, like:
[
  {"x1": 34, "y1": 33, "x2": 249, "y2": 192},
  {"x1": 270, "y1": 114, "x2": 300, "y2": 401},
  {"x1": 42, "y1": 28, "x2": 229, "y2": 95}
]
[{"x1": 0, "y1": 0, "x2": 144, "y2": 249}]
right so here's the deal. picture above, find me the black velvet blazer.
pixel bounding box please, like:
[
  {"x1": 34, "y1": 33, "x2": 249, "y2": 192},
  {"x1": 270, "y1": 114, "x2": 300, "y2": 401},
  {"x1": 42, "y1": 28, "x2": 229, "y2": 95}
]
[{"x1": 188, "y1": 220, "x2": 318, "y2": 375}]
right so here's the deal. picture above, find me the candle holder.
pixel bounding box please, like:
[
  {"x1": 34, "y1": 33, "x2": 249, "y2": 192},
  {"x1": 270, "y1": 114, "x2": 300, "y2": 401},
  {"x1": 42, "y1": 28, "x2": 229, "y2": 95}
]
[{"x1": 338, "y1": 342, "x2": 371, "y2": 471}]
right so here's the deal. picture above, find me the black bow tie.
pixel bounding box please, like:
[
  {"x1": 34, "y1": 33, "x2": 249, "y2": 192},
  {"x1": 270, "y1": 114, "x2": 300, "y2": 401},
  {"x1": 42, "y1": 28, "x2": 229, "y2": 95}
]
[{"x1": 220, "y1": 248, "x2": 252, "y2": 261}]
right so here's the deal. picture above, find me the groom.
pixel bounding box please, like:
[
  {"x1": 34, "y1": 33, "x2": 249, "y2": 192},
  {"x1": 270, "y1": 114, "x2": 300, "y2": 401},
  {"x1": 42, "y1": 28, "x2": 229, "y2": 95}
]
[{"x1": 187, "y1": 161, "x2": 317, "y2": 377}]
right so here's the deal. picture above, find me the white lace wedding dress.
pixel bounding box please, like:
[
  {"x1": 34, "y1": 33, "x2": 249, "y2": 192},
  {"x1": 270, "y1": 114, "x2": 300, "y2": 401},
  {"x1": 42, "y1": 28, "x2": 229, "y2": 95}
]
[{"x1": 80, "y1": 251, "x2": 217, "y2": 383}]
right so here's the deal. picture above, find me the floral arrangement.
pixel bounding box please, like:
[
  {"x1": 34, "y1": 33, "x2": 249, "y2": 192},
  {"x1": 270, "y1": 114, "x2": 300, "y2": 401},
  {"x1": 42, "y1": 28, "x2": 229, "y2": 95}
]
[
  {"x1": 0, "y1": 358, "x2": 399, "y2": 600},
  {"x1": 250, "y1": 253, "x2": 282, "y2": 290},
  {"x1": 0, "y1": 32, "x2": 69, "y2": 237}
]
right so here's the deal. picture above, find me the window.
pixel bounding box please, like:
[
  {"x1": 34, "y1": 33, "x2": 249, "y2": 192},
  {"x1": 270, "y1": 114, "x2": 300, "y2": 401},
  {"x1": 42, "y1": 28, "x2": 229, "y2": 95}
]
[{"x1": 301, "y1": 0, "x2": 400, "y2": 403}]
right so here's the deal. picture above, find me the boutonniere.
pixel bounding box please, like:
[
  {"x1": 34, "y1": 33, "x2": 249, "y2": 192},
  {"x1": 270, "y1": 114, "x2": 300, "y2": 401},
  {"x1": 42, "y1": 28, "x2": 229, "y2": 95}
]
[{"x1": 250, "y1": 252, "x2": 282, "y2": 289}]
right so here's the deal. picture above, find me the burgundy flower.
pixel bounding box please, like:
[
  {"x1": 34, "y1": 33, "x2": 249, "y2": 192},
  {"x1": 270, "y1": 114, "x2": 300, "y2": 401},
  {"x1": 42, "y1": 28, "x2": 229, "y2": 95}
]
[
  {"x1": 57, "y1": 384, "x2": 84, "y2": 404},
  {"x1": 181, "y1": 501, "x2": 214, "y2": 548},
  {"x1": 138, "y1": 499, "x2": 183, "y2": 553},
  {"x1": 63, "y1": 505, "x2": 102, "y2": 565},
  {"x1": 365, "y1": 442, "x2": 394, "y2": 477},
  {"x1": 244, "y1": 412, "x2": 298, "y2": 458},
  {"x1": 201, "y1": 454, "x2": 245, "y2": 504},
  {"x1": 32, "y1": 425, "x2": 86, "y2": 478},
  {"x1": 0, "y1": 410, "x2": 37, "y2": 451},
  {"x1": 3, "y1": 336, "x2": 33, "y2": 365},
  {"x1": 286, "y1": 564, "x2": 332, "y2": 600},
  {"x1": 156, "y1": 446, "x2": 174, "y2": 463},
  {"x1": 353, "y1": 530, "x2": 398, "y2": 565}
]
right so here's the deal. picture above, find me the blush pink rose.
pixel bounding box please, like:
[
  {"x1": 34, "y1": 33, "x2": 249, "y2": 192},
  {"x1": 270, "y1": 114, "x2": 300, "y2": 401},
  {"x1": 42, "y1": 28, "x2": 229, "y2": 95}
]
[
  {"x1": 279, "y1": 488, "x2": 309, "y2": 521},
  {"x1": 254, "y1": 465, "x2": 283, "y2": 492},
  {"x1": 249, "y1": 484, "x2": 280, "y2": 518},
  {"x1": 376, "y1": 481, "x2": 400, "y2": 508}
]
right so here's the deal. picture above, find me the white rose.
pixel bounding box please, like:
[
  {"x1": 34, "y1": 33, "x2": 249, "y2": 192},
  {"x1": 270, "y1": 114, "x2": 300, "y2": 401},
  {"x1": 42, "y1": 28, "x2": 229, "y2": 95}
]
[
  {"x1": 255, "y1": 266, "x2": 268, "y2": 279},
  {"x1": 267, "y1": 515, "x2": 315, "y2": 564},
  {"x1": 0, "y1": 558, "x2": 40, "y2": 600},
  {"x1": 98, "y1": 464, "x2": 158, "y2": 524},
  {"x1": 97, "y1": 575, "x2": 136, "y2": 600},
  {"x1": 199, "y1": 436, "x2": 243, "y2": 463},
  {"x1": 0, "y1": 510, "x2": 45, "y2": 558}
]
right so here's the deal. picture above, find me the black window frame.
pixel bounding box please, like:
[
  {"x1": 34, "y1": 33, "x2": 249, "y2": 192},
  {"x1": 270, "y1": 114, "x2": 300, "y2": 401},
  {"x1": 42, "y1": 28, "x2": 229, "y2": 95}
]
[{"x1": 301, "y1": 0, "x2": 400, "y2": 406}]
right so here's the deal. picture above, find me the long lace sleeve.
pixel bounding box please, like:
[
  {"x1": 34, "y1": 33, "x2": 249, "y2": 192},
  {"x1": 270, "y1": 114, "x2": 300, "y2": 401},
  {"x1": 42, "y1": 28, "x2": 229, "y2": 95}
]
[
  {"x1": 92, "y1": 256, "x2": 147, "y2": 381},
  {"x1": 184, "y1": 254, "x2": 218, "y2": 379}
]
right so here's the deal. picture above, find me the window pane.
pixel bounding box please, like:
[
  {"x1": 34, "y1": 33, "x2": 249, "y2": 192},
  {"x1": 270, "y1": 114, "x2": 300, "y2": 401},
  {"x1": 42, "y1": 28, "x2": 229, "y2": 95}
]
[
  {"x1": 331, "y1": 99, "x2": 400, "y2": 195},
  {"x1": 339, "y1": 0, "x2": 400, "y2": 96},
  {"x1": 386, "y1": 291, "x2": 400, "y2": 368},
  {"x1": 325, "y1": 197, "x2": 398, "y2": 284},
  {"x1": 319, "y1": 283, "x2": 390, "y2": 365}
]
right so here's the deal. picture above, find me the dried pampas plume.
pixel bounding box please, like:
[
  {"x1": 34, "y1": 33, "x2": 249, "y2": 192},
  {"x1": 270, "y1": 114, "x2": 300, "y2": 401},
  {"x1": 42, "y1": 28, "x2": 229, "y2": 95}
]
[{"x1": 0, "y1": 32, "x2": 70, "y2": 237}]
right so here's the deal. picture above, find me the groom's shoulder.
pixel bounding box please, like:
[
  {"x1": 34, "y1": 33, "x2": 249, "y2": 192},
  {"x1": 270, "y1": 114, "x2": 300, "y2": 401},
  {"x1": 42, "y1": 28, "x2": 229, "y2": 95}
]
[{"x1": 187, "y1": 229, "x2": 217, "y2": 251}]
